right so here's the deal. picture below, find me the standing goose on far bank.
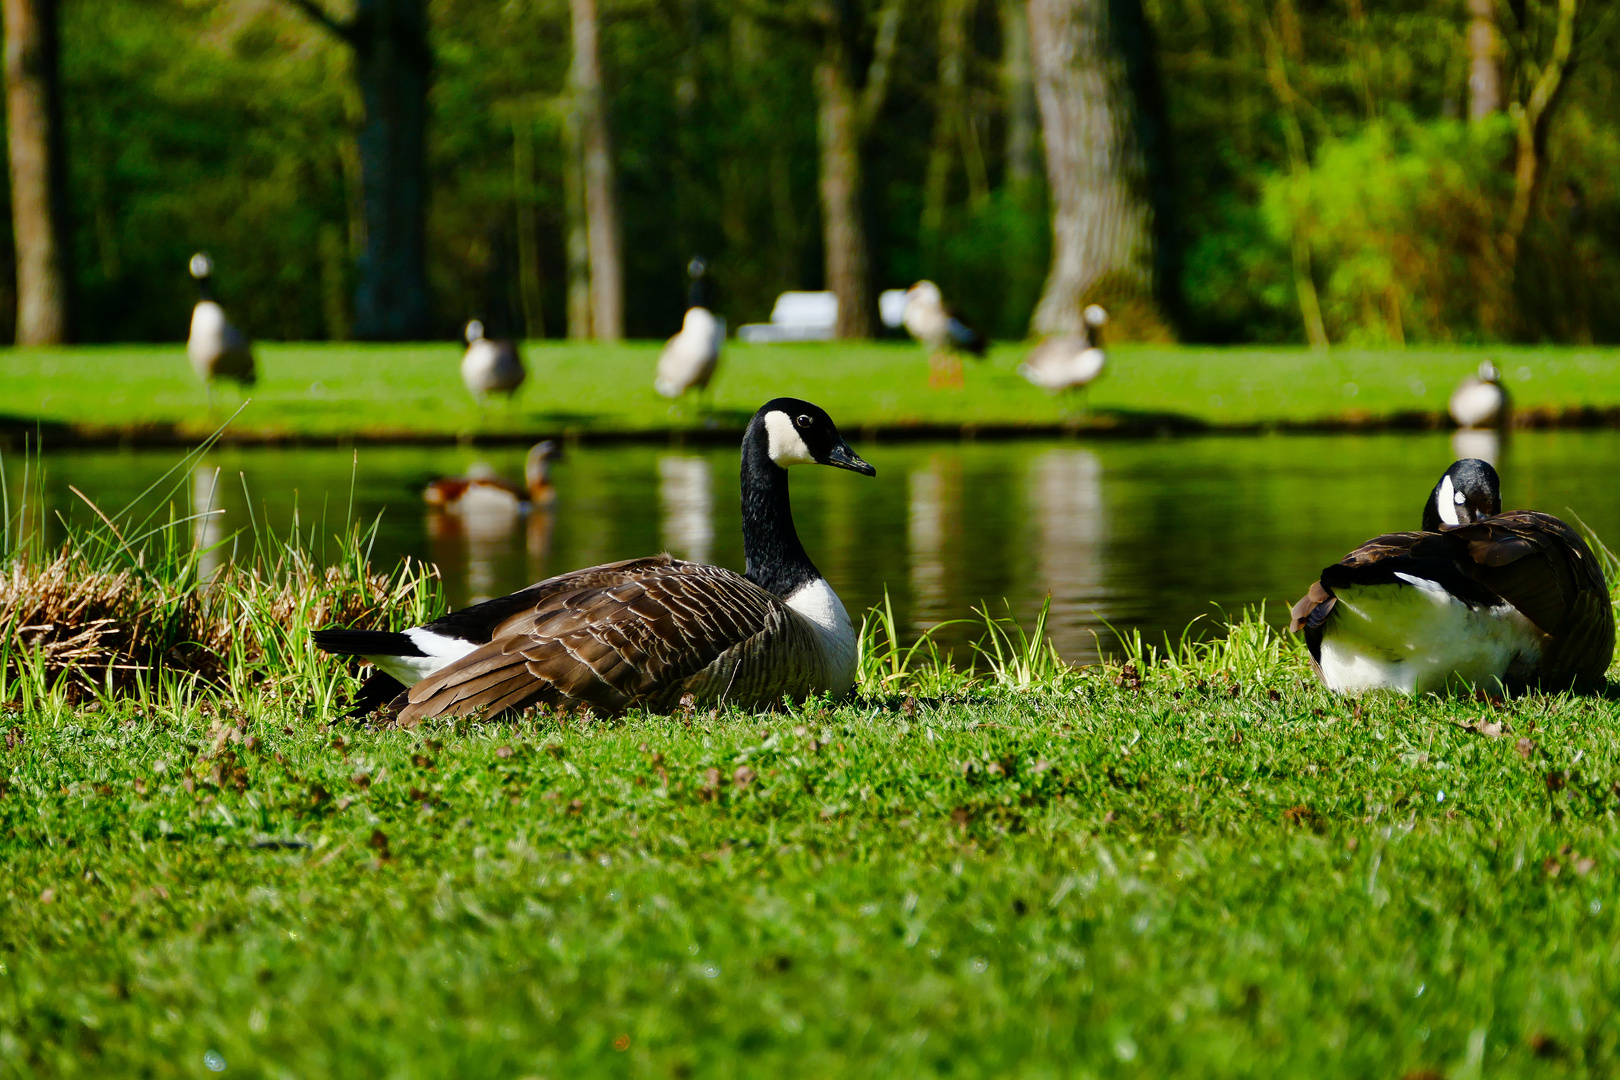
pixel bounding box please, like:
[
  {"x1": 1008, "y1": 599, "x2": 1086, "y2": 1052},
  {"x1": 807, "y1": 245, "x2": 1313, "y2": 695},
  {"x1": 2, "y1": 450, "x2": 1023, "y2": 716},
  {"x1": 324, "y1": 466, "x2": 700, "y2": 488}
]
[
  {"x1": 187, "y1": 253, "x2": 255, "y2": 395},
  {"x1": 462, "y1": 320, "x2": 526, "y2": 405},
  {"x1": 1290, "y1": 458, "x2": 1612, "y2": 695},
  {"x1": 313, "y1": 398, "x2": 876, "y2": 721},
  {"x1": 656, "y1": 257, "x2": 723, "y2": 402},
  {"x1": 1020, "y1": 304, "x2": 1109, "y2": 397},
  {"x1": 1450, "y1": 360, "x2": 1510, "y2": 429},
  {"x1": 903, "y1": 280, "x2": 986, "y2": 389}
]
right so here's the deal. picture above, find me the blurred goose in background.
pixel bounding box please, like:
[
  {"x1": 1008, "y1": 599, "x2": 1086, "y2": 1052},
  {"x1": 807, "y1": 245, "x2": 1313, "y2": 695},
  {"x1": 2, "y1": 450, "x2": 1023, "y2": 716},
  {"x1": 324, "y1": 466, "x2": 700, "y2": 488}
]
[
  {"x1": 314, "y1": 399, "x2": 875, "y2": 722},
  {"x1": 187, "y1": 253, "x2": 255, "y2": 396},
  {"x1": 902, "y1": 280, "x2": 986, "y2": 389},
  {"x1": 1449, "y1": 361, "x2": 1509, "y2": 429},
  {"x1": 1019, "y1": 304, "x2": 1109, "y2": 398},
  {"x1": 656, "y1": 256, "x2": 723, "y2": 402},
  {"x1": 424, "y1": 441, "x2": 559, "y2": 515},
  {"x1": 1290, "y1": 458, "x2": 1612, "y2": 695},
  {"x1": 461, "y1": 320, "x2": 526, "y2": 405}
]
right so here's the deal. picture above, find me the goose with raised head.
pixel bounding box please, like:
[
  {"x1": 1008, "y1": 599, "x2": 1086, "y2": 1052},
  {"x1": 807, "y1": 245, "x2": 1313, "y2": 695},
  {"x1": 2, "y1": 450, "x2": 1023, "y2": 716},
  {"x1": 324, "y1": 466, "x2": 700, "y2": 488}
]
[
  {"x1": 1449, "y1": 360, "x2": 1510, "y2": 429},
  {"x1": 314, "y1": 399, "x2": 876, "y2": 721},
  {"x1": 902, "y1": 280, "x2": 986, "y2": 388},
  {"x1": 1020, "y1": 304, "x2": 1109, "y2": 394},
  {"x1": 1290, "y1": 459, "x2": 1612, "y2": 695},
  {"x1": 655, "y1": 257, "x2": 723, "y2": 400},
  {"x1": 187, "y1": 253, "x2": 255, "y2": 393},
  {"x1": 461, "y1": 320, "x2": 526, "y2": 404}
]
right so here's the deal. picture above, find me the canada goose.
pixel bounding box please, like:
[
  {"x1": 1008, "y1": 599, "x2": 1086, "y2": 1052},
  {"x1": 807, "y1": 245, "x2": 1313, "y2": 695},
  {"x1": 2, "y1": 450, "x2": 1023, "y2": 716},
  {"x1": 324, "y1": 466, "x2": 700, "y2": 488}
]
[
  {"x1": 462, "y1": 320, "x2": 526, "y2": 404},
  {"x1": 187, "y1": 253, "x2": 255, "y2": 394},
  {"x1": 1450, "y1": 361, "x2": 1510, "y2": 429},
  {"x1": 903, "y1": 280, "x2": 986, "y2": 389},
  {"x1": 655, "y1": 258, "x2": 723, "y2": 401},
  {"x1": 1290, "y1": 458, "x2": 1613, "y2": 695},
  {"x1": 1019, "y1": 304, "x2": 1109, "y2": 395},
  {"x1": 423, "y1": 441, "x2": 558, "y2": 514},
  {"x1": 314, "y1": 398, "x2": 876, "y2": 721}
]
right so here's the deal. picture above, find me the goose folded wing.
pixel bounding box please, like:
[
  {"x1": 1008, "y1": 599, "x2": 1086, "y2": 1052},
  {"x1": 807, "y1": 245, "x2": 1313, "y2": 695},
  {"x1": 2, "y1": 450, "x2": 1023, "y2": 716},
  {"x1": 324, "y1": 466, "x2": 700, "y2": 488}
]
[
  {"x1": 1290, "y1": 532, "x2": 1502, "y2": 652},
  {"x1": 396, "y1": 561, "x2": 786, "y2": 722},
  {"x1": 1442, "y1": 512, "x2": 1614, "y2": 682},
  {"x1": 1443, "y1": 513, "x2": 1603, "y2": 637}
]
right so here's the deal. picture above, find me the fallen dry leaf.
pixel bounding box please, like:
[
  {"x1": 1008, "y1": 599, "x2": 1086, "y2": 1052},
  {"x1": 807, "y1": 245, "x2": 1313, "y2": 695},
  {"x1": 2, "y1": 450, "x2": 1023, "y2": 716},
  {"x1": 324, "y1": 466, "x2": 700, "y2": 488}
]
[
  {"x1": 1516, "y1": 738, "x2": 1536, "y2": 759},
  {"x1": 733, "y1": 766, "x2": 756, "y2": 787}
]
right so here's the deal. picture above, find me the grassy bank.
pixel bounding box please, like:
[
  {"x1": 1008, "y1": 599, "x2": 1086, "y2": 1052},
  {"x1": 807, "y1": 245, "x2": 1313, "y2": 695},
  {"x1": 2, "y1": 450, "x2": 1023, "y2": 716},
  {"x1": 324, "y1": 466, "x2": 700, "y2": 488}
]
[
  {"x1": 4, "y1": 476, "x2": 1620, "y2": 1076},
  {"x1": 7, "y1": 639, "x2": 1620, "y2": 1076},
  {"x1": 3, "y1": 341, "x2": 1619, "y2": 444}
]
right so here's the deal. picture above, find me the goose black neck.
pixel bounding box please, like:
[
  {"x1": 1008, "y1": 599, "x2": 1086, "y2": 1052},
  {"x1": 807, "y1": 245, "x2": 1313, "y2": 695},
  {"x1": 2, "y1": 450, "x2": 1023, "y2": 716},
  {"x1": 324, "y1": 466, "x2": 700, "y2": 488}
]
[
  {"x1": 740, "y1": 422, "x2": 819, "y2": 599},
  {"x1": 195, "y1": 278, "x2": 215, "y2": 303}
]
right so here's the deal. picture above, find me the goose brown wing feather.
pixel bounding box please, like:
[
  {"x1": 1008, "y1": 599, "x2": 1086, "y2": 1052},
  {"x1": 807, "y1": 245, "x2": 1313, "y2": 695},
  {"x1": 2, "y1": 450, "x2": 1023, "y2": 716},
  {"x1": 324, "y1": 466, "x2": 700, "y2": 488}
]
[
  {"x1": 397, "y1": 559, "x2": 790, "y2": 723},
  {"x1": 1441, "y1": 511, "x2": 1613, "y2": 684}
]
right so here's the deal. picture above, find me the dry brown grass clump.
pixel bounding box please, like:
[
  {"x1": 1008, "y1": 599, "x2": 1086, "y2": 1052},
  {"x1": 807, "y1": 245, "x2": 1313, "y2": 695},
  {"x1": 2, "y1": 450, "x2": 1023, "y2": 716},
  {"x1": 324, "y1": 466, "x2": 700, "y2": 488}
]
[{"x1": 0, "y1": 543, "x2": 440, "y2": 701}]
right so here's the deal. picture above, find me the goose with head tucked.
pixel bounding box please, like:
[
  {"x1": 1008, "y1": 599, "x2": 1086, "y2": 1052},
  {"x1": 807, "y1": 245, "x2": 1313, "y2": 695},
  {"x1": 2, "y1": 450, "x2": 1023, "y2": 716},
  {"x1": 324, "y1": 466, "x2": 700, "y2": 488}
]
[
  {"x1": 187, "y1": 253, "x2": 255, "y2": 395},
  {"x1": 314, "y1": 399, "x2": 876, "y2": 721},
  {"x1": 1449, "y1": 360, "x2": 1510, "y2": 430},
  {"x1": 1020, "y1": 304, "x2": 1109, "y2": 396},
  {"x1": 461, "y1": 320, "x2": 526, "y2": 405},
  {"x1": 902, "y1": 280, "x2": 986, "y2": 388},
  {"x1": 1290, "y1": 458, "x2": 1612, "y2": 695}
]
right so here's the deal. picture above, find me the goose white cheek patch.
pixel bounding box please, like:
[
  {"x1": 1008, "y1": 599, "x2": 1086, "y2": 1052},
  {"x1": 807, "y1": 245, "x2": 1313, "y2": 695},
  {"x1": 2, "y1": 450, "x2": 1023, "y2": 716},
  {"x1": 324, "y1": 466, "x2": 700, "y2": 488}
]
[
  {"x1": 1437, "y1": 475, "x2": 1460, "y2": 525},
  {"x1": 765, "y1": 411, "x2": 816, "y2": 466}
]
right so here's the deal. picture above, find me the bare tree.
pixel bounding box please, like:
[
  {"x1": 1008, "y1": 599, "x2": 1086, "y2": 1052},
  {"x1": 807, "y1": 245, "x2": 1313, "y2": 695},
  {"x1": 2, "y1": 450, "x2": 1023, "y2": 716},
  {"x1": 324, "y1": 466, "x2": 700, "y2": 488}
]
[
  {"x1": 814, "y1": 0, "x2": 903, "y2": 339},
  {"x1": 3, "y1": 0, "x2": 70, "y2": 344},
  {"x1": 1001, "y1": 0, "x2": 1039, "y2": 200},
  {"x1": 285, "y1": 0, "x2": 430, "y2": 340},
  {"x1": 1467, "y1": 0, "x2": 1503, "y2": 118},
  {"x1": 570, "y1": 0, "x2": 623, "y2": 340},
  {"x1": 1028, "y1": 0, "x2": 1178, "y2": 337}
]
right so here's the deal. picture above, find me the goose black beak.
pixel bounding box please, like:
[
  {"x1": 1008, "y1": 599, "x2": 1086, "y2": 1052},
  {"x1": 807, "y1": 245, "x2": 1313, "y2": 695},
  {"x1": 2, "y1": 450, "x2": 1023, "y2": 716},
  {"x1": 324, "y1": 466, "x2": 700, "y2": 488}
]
[{"x1": 826, "y1": 439, "x2": 876, "y2": 477}]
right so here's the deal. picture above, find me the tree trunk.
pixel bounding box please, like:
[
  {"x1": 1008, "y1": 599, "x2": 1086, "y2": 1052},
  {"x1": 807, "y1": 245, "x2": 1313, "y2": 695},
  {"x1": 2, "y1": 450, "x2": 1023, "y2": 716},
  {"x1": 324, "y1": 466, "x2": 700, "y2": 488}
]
[
  {"x1": 349, "y1": 0, "x2": 431, "y2": 340},
  {"x1": 921, "y1": 0, "x2": 972, "y2": 259},
  {"x1": 1503, "y1": 0, "x2": 1577, "y2": 269},
  {"x1": 562, "y1": 101, "x2": 592, "y2": 339},
  {"x1": 571, "y1": 0, "x2": 623, "y2": 341},
  {"x1": 3, "y1": 0, "x2": 70, "y2": 344},
  {"x1": 816, "y1": 48, "x2": 873, "y2": 339},
  {"x1": 1028, "y1": 0, "x2": 1175, "y2": 337},
  {"x1": 513, "y1": 116, "x2": 544, "y2": 340},
  {"x1": 1466, "y1": 0, "x2": 1502, "y2": 120},
  {"x1": 1002, "y1": 0, "x2": 1039, "y2": 198}
]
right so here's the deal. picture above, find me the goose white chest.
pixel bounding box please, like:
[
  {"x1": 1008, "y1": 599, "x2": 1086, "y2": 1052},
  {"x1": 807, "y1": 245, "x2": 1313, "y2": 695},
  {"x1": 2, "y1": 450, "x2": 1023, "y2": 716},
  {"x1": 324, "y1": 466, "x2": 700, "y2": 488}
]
[{"x1": 783, "y1": 576, "x2": 859, "y2": 693}]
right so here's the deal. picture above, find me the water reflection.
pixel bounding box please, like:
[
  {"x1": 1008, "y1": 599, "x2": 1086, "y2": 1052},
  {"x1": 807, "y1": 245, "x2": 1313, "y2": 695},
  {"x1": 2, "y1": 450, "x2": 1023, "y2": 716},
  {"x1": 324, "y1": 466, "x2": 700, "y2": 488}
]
[
  {"x1": 1028, "y1": 449, "x2": 1106, "y2": 658},
  {"x1": 907, "y1": 455, "x2": 959, "y2": 632},
  {"x1": 19, "y1": 431, "x2": 1620, "y2": 665},
  {"x1": 659, "y1": 455, "x2": 713, "y2": 564},
  {"x1": 191, "y1": 465, "x2": 225, "y2": 589},
  {"x1": 1451, "y1": 428, "x2": 1501, "y2": 467}
]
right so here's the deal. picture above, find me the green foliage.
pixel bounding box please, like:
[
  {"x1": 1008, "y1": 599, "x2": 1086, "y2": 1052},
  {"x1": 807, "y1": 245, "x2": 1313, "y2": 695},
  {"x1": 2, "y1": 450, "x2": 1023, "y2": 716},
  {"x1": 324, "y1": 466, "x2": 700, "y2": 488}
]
[{"x1": 1261, "y1": 118, "x2": 1516, "y2": 345}]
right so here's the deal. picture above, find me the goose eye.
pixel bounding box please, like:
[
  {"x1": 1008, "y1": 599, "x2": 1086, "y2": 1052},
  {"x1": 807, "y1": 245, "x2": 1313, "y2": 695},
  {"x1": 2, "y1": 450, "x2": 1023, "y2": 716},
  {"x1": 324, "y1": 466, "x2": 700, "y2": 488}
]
[{"x1": 796, "y1": 415, "x2": 813, "y2": 429}]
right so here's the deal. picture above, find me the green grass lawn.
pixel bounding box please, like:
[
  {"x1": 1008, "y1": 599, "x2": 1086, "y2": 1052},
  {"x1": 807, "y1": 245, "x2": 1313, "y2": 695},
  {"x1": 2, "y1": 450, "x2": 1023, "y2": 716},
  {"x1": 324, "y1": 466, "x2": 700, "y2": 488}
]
[
  {"x1": 6, "y1": 673, "x2": 1620, "y2": 1076},
  {"x1": 4, "y1": 440, "x2": 1620, "y2": 1076},
  {"x1": 3, "y1": 341, "x2": 1618, "y2": 442}
]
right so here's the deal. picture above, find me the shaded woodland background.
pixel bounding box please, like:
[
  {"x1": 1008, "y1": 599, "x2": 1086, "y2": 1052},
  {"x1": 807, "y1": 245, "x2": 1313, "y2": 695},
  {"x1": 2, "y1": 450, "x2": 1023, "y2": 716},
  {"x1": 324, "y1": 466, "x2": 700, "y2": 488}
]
[{"x1": 2, "y1": 0, "x2": 1618, "y2": 347}]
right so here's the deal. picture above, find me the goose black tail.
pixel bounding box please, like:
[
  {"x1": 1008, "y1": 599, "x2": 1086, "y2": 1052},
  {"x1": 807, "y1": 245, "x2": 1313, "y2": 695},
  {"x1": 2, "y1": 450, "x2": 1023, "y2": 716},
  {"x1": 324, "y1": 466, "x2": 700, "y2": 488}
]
[
  {"x1": 311, "y1": 629, "x2": 426, "y2": 658},
  {"x1": 346, "y1": 672, "x2": 409, "y2": 720}
]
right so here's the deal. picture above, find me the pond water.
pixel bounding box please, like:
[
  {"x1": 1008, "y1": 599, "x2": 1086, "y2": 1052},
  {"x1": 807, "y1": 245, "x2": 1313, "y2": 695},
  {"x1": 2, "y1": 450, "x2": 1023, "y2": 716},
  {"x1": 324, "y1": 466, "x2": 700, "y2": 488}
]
[{"x1": 12, "y1": 429, "x2": 1620, "y2": 664}]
